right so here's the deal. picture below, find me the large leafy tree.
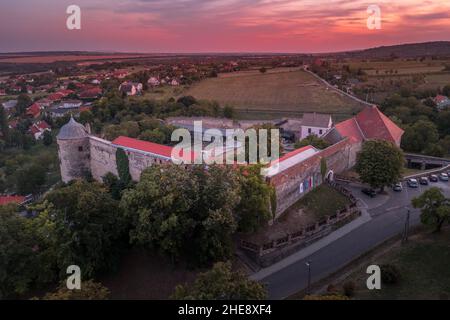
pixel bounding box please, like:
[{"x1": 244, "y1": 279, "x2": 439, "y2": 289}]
[
  {"x1": 43, "y1": 180, "x2": 127, "y2": 278},
  {"x1": 295, "y1": 134, "x2": 330, "y2": 150},
  {"x1": 355, "y1": 140, "x2": 404, "y2": 191},
  {"x1": 16, "y1": 93, "x2": 32, "y2": 115},
  {"x1": 235, "y1": 165, "x2": 274, "y2": 233},
  {"x1": 121, "y1": 165, "x2": 241, "y2": 265},
  {"x1": 172, "y1": 262, "x2": 267, "y2": 300},
  {"x1": 401, "y1": 120, "x2": 439, "y2": 154},
  {"x1": 412, "y1": 187, "x2": 450, "y2": 233},
  {"x1": 0, "y1": 205, "x2": 38, "y2": 298}
]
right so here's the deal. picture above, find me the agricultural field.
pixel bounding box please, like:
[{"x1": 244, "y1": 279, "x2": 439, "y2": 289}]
[{"x1": 185, "y1": 68, "x2": 364, "y2": 119}]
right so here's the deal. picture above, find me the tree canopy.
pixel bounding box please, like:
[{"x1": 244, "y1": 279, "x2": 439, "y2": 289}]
[
  {"x1": 355, "y1": 140, "x2": 404, "y2": 190},
  {"x1": 412, "y1": 187, "x2": 450, "y2": 232},
  {"x1": 172, "y1": 262, "x2": 267, "y2": 300}
]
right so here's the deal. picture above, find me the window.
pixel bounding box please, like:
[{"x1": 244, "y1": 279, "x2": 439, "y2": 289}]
[
  {"x1": 308, "y1": 128, "x2": 312, "y2": 134},
  {"x1": 319, "y1": 129, "x2": 323, "y2": 135},
  {"x1": 78, "y1": 146, "x2": 83, "y2": 152}
]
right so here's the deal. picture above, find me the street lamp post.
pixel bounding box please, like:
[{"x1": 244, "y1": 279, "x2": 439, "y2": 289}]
[{"x1": 305, "y1": 261, "x2": 312, "y2": 295}]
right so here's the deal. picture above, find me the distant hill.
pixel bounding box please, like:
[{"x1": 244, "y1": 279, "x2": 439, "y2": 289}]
[{"x1": 339, "y1": 41, "x2": 450, "y2": 59}]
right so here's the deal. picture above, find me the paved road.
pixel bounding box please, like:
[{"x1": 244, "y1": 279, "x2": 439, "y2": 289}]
[{"x1": 260, "y1": 180, "x2": 450, "y2": 299}]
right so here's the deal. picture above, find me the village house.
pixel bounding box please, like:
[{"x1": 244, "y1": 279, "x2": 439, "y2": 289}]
[
  {"x1": 434, "y1": 94, "x2": 450, "y2": 110},
  {"x1": 0, "y1": 89, "x2": 6, "y2": 96},
  {"x1": 26, "y1": 103, "x2": 42, "y2": 119},
  {"x1": 2, "y1": 99, "x2": 17, "y2": 111},
  {"x1": 148, "y1": 77, "x2": 160, "y2": 87},
  {"x1": 300, "y1": 113, "x2": 333, "y2": 140},
  {"x1": 0, "y1": 195, "x2": 26, "y2": 206},
  {"x1": 29, "y1": 120, "x2": 51, "y2": 140},
  {"x1": 119, "y1": 82, "x2": 143, "y2": 96},
  {"x1": 79, "y1": 87, "x2": 102, "y2": 100}
]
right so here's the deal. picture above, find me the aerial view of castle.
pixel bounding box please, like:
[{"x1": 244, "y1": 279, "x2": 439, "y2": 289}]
[{"x1": 2, "y1": 0, "x2": 450, "y2": 309}]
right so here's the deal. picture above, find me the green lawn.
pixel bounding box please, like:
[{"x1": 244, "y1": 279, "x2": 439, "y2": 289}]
[
  {"x1": 291, "y1": 184, "x2": 351, "y2": 220},
  {"x1": 342, "y1": 230, "x2": 450, "y2": 300}
]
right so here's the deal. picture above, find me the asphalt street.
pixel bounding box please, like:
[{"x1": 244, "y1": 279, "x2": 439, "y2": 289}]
[{"x1": 260, "y1": 179, "x2": 450, "y2": 299}]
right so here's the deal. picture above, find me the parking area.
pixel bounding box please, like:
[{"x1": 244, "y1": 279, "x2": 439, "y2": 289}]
[{"x1": 340, "y1": 178, "x2": 450, "y2": 218}]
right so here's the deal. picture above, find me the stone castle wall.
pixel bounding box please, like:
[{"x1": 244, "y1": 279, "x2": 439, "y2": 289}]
[
  {"x1": 58, "y1": 137, "x2": 91, "y2": 183},
  {"x1": 59, "y1": 134, "x2": 360, "y2": 220},
  {"x1": 89, "y1": 137, "x2": 118, "y2": 182},
  {"x1": 88, "y1": 136, "x2": 172, "y2": 182},
  {"x1": 268, "y1": 138, "x2": 359, "y2": 218}
]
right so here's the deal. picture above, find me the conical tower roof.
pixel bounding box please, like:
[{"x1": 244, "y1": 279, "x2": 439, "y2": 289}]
[{"x1": 57, "y1": 116, "x2": 89, "y2": 140}]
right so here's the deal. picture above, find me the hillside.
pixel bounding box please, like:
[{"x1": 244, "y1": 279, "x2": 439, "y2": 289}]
[{"x1": 341, "y1": 41, "x2": 450, "y2": 59}]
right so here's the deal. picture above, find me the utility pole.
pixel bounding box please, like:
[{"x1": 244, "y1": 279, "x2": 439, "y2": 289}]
[{"x1": 305, "y1": 260, "x2": 312, "y2": 295}]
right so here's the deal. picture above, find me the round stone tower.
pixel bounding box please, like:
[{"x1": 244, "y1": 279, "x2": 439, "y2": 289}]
[{"x1": 57, "y1": 116, "x2": 91, "y2": 183}]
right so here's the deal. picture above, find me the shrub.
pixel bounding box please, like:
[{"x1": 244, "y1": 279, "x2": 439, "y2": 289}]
[{"x1": 381, "y1": 264, "x2": 401, "y2": 284}]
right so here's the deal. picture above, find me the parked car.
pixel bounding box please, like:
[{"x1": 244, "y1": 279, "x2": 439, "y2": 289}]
[
  {"x1": 429, "y1": 174, "x2": 439, "y2": 182},
  {"x1": 407, "y1": 178, "x2": 419, "y2": 188},
  {"x1": 419, "y1": 177, "x2": 429, "y2": 185},
  {"x1": 392, "y1": 182, "x2": 403, "y2": 192},
  {"x1": 362, "y1": 188, "x2": 377, "y2": 198},
  {"x1": 439, "y1": 173, "x2": 449, "y2": 182}
]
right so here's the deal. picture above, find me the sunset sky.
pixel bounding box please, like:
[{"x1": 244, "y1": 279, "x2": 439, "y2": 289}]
[{"x1": 1, "y1": 0, "x2": 450, "y2": 53}]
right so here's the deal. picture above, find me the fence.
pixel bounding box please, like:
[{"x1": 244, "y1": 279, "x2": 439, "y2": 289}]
[{"x1": 240, "y1": 181, "x2": 360, "y2": 260}]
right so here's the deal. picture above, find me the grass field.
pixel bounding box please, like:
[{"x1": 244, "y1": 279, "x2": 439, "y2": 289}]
[
  {"x1": 341, "y1": 229, "x2": 450, "y2": 300},
  {"x1": 185, "y1": 69, "x2": 364, "y2": 117}
]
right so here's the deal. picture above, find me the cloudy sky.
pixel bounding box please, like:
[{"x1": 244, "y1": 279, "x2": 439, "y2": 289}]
[{"x1": 1, "y1": 0, "x2": 449, "y2": 53}]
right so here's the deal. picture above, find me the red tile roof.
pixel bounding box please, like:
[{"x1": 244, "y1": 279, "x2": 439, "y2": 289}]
[
  {"x1": 335, "y1": 118, "x2": 364, "y2": 143},
  {"x1": 356, "y1": 106, "x2": 404, "y2": 144},
  {"x1": 112, "y1": 136, "x2": 196, "y2": 163},
  {"x1": 334, "y1": 106, "x2": 404, "y2": 145},
  {"x1": 0, "y1": 195, "x2": 25, "y2": 206},
  {"x1": 26, "y1": 103, "x2": 41, "y2": 118}
]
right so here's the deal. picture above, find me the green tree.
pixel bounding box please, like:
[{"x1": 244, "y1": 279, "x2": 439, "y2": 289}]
[
  {"x1": 139, "y1": 128, "x2": 166, "y2": 144},
  {"x1": 172, "y1": 262, "x2": 267, "y2": 300},
  {"x1": 401, "y1": 120, "x2": 439, "y2": 153},
  {"x1": 412, "y1": 187, "x2": 450, "y2": 233},
  {"x1": 295, "y1": 134, "x2": 330, "y2": 150},
  {"x1": 0, "y1": 205, "x2": 38, "y2": 298},
  {"x1": 121, "y1": 165, "x2": 240, "y2": 265},
  {"x1": 355, "y1": 140, "x2": 404, "y2": 191},
  {"x1": 43, "y1": 181, "x2": 126, "y2": 277},
  {"x1": 116, "y1": 148, "x2": 132, "y2": 186},
  {"x1": 43, "y1": 130, "x2": 53, "y2": 146},
  {"x1": 16, "y1": 164, "x2": 46, "y2": 194},
  {"x1": 16, "y1": 93, "x2": 32, "y2": 115},
  {"x1": 223, "y1": 106, "x2": 235, "y2": 119},
  {"x1": 40, "y1": 280, "x2": 110, "y2": 300},
  {"x1": 235, "y1": 165, "x2": 273, "y2": 232}
]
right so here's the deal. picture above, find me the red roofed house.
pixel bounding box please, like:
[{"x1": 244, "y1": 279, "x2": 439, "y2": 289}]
[
  {"x1": 79, "y1": 87, "x2": 102, "y2": 100},
  {"x1": 0, "y1": 195, "x2": 26, "y2": 206},
  {"x1": 30, "y1": 120, "x2": 51, "y2": 140},
  {"x1": 330, "y1": 105, "x2": 404, "y2": 147},
  {"x1": 26, "y1": 103, "x2": 42, "y2": 118}
]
